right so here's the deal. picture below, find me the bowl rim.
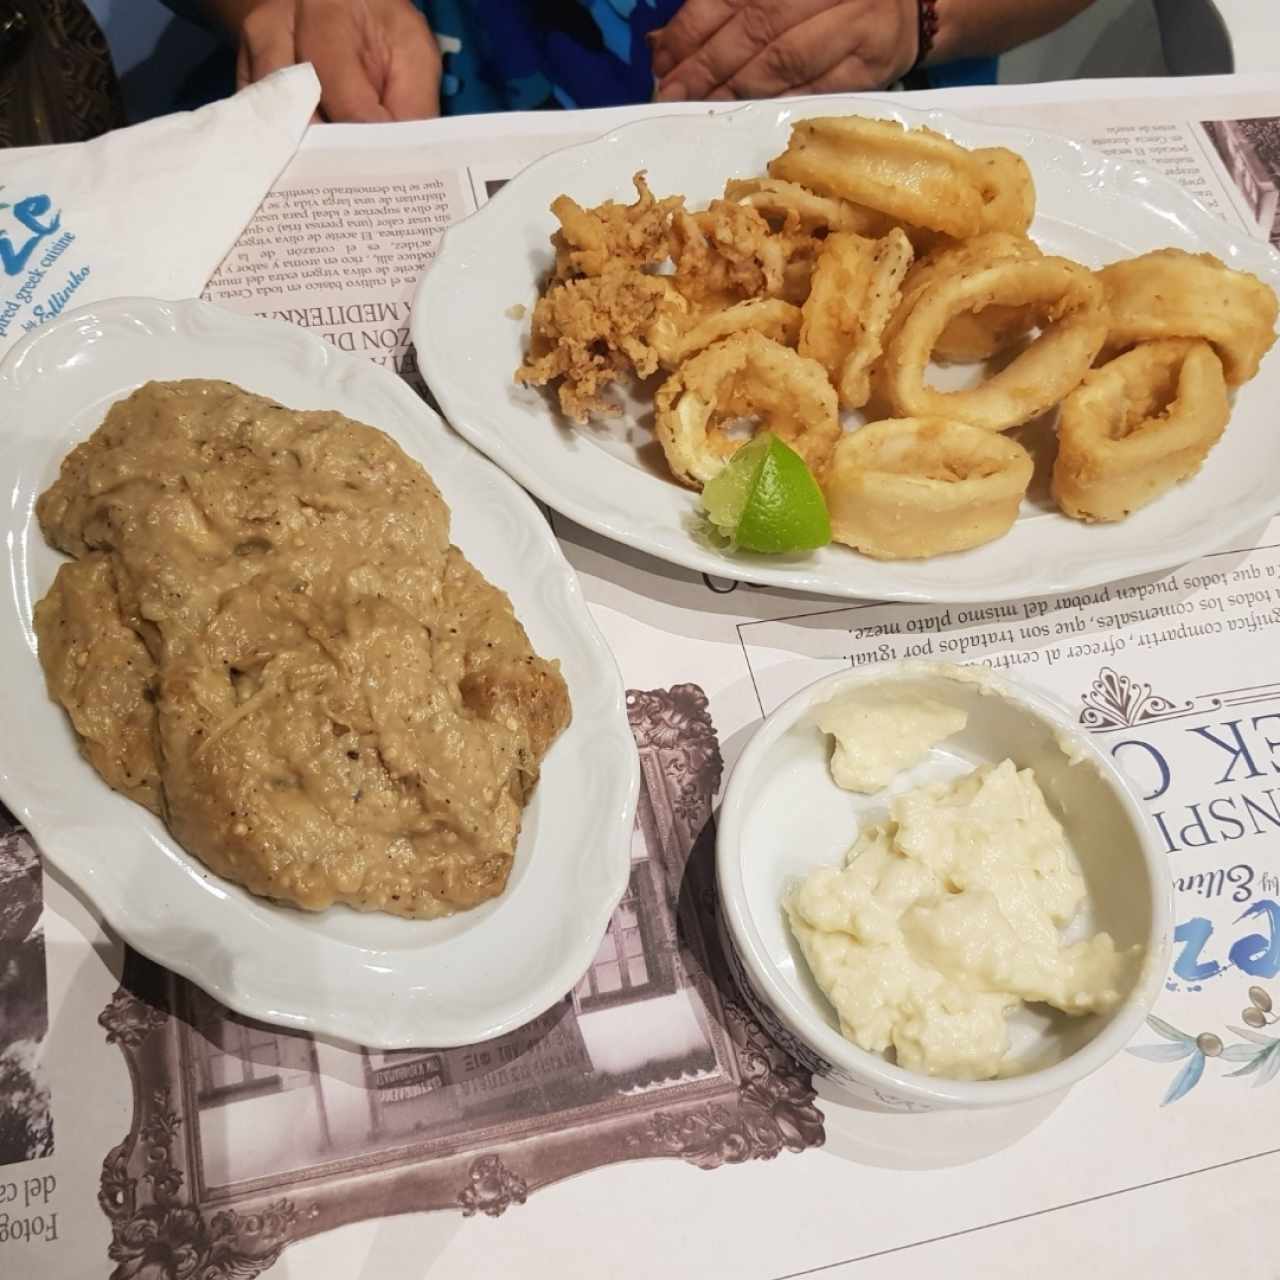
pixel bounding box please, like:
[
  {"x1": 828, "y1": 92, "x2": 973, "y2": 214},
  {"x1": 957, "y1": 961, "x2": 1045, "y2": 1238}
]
[{"x1": 715, "y1": 658, "x2": 1174, "y2": 1109}]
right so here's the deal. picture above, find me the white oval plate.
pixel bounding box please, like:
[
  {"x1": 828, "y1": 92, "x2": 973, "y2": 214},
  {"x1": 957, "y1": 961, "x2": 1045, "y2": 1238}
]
[
  {"x1": 413, "y1": 96, "x2": 1280, "y2": 603},
  {"x1": 0, "y1": 297, "x2": 639, "y2": 1049}
]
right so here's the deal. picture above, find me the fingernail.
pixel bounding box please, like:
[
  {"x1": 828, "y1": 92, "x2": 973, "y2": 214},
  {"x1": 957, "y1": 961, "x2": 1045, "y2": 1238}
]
[{"x1": 656, "y1": 80, "x2": 686, "y2": 102}]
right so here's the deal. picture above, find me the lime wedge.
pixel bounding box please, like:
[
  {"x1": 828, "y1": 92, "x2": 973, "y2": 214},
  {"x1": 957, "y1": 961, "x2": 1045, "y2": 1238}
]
[{"x1": 701, "y1": 433, "x2": 831, "y2": 554}]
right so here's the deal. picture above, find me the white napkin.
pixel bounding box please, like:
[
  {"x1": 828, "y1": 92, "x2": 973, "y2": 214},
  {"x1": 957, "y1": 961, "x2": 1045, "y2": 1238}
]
[{"x1": 0, "y1": 64, "x2": 320, "y2": 354}]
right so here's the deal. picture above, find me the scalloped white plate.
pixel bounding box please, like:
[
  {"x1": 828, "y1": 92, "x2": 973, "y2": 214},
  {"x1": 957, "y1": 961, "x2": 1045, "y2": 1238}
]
[
  {"x1": 414, "y1": 96, "x2": 1280, "y2": 603},
  {"x1": 0, "y1": 297, "x2": 638, "y2": 1048}
]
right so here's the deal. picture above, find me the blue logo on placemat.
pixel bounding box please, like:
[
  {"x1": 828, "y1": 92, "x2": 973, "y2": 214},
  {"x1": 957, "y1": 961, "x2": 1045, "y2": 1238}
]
[
  {"x1": 0, "y1": 193, "x2": 61, "y2": 276},
  {"x1": 0, "y1": 188, "x2": 91, "y2": 341}
]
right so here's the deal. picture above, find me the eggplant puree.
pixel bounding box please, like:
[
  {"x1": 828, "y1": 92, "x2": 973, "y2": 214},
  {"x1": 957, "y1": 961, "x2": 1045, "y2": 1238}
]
[{"x1": 33, "y1": 380, "x2": 570, "y2": 918}]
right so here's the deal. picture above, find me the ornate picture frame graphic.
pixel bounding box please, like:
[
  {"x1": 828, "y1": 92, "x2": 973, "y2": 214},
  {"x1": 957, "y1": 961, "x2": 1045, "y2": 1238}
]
[
  {"x1": 96, "y1": 685, "x2": 823, "y2": 1279},
  {"x1": 1078, "y1": 667, "x2": 1198, "y2": 732},
  {"x1": 0, "y1": 804, "x2": 55, "y2": 1167},
  {"x1": 1075, "y1": 665, "x2": 1280, "y2": 736},
  {"x1": 1203, "y1": 117, "x2": 1280, "y2": 247}
]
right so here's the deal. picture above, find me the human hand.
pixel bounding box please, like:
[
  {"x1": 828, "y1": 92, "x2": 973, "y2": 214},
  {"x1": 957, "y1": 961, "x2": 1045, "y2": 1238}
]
[
  {"x1": 649, "y1": 0, "x2": 918, "y2": 102},
  {"x1": 233, "y1": 0, "x2": 441, "y2": 122}
]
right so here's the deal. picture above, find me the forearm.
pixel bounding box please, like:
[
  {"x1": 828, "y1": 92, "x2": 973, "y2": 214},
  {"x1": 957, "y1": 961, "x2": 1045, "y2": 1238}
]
[{"x1": 927, "y1": 0, "x2": 1098, "y2": 64}]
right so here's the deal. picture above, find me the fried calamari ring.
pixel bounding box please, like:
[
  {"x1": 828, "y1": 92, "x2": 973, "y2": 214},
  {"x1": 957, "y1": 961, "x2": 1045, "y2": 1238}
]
[
  {"x1": 725, "y1": 176, "x2": 950, "y2": 257},
  {"x1": 724, "y1": 177, "x2": 889, "y2": 237},
  {"x1": 651, "y1": 297, "x2": 802, "y2": 368},
  {"x1": 824, "y1": 418, "x2": 1033, "y2": 559},
  {"x1": 974, "y1": 147, "x2": 1036, "y2": 236},
  {"x1": 897, "y1": 233, "x2": 1043, "y2": 363},
  {"x1": 877, "y1": 256, "x2": 1108, "y2": 431},
  {"x1": 780, "y1": 250, "x2": 818, "y2": 307},
  {"x1": 654, "y1": 332, "x2": 839, "y2": 488},
  {"x1": 787, "y1": 147, "x2": 1031, "y2": 247},
  {"x1": 768, "y1": 116, "x2": 987, "y2": 240},
  {"x1": 1097, "y1": 248, "x2": 1278, "y2": 385},
  {"x1": 799, "y1": 229, "x2": 914, "y2": 410},
  {"x1": 724, "y1": 177, "x2": 885, "y2": 303},
  {"x1": 1052, "y1": 339, "x2": 1230, "y2": 523}
]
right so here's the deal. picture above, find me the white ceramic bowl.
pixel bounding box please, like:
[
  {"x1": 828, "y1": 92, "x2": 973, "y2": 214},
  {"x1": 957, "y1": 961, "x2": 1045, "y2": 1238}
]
[{"x1": 716, "y1": 661, "x2": 1172, "y2": 1111}]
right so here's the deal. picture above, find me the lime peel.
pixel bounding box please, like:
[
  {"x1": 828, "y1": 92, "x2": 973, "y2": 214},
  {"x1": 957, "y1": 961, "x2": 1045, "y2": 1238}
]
[{"x1": 700, "y1": 432, "x2": 831, "y2": 555}]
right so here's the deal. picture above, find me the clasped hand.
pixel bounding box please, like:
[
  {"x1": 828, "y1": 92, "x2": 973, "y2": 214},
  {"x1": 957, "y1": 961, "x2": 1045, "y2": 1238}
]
[
  {"x1": 650, "y1": 0, "x2": 919, "y2": 103},
  {"x1": 231, "y1": 0, "x2": 920, "y2": 123},
  {"x1": 235, "y1": 0, "x2": 440, "y2": 122}
]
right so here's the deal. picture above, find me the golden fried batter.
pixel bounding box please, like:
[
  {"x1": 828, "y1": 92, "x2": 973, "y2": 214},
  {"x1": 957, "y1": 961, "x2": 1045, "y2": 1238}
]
[
  {"x1": 896, "y1": 232, "x2": 1044, "y2": 363},
  {"x1": 1052, "y1": 339, "x2": 1230, "y2": 522},
  {"x1": 877, "y1": 255, "x2": 1108, "y2": 432},
  {"x1": 671, "y1": 200, "x2": 793, "y2": 308},
  {"x1": 650, "y1": 297, "x2": 801, "y2": 369},
  {"x1": 974, "y1": 148, "x2": 1036, "y2": 236},
  {"x1": 513, "y1": 116, "x2": 1280, "y2": 560},
  {"x1": 724, "y1": 176, "x2": 887, "y2": 237},
  {"x1": 799, "y1": 228, "x2": 914, "y2": 410},
  {"x1": 35, "y1": 380, "x2": 570, "y2": 919},
  {"x1": 825, "y1": 418, "x2": 1033, "y2": 559},
  {"x1": 1098, "y1": 248, "x2": 1278, "y2": 385},
  {"x1": 655, "y1": 332, "x2": 840, "y2": 488},
  {"x1": 515, "y1": 271, "x2": 686, "y2": 421},
  {"x1": 769, "y1": 117, "x2": 988, "y2": 240},
  {"x1": 551, "y1": 172, "x2": 684, "y2": 281}
]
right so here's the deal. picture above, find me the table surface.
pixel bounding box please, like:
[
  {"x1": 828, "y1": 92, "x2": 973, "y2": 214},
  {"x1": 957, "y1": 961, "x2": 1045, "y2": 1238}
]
[{"x1": 6, "y1": 69, "x2": 1280, "y2": 1280}]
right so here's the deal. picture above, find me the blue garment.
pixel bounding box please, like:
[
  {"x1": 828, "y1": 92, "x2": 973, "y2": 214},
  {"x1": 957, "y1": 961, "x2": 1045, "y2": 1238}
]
[
  {"x1": 925, "y1": 56, "x2": 999, "y2": 88},
  {"x1": 424, "y1": 0, "x2": 682, "y2": 113}
]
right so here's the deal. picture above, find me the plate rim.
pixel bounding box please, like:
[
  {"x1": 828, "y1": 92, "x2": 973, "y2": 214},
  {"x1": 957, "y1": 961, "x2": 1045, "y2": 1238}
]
[
  {"x1": 0, "y1": 294, "x2": 640, "y2": 1049},
  {"x1": 412, "y1": 93, "x2": 1280, "y2": 604}
]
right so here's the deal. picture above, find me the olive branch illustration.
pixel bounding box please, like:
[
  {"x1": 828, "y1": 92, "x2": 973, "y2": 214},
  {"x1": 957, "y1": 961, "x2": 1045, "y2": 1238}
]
[{"x1": 1127, "y1": 985, "x2": 1280, "y2": 1104}]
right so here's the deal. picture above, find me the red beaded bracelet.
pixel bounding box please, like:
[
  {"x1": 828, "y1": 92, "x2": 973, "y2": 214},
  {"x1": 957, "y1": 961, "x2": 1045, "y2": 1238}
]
[{"x1": 915, "y1": 0, "x2": 940, "y2": 70}]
